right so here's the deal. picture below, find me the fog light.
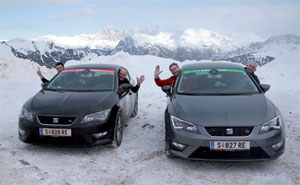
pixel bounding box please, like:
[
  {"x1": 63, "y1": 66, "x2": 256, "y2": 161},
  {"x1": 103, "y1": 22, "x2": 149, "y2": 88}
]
[
  {"x1": 272, "y1": 140, "x2": 284, "y2": 151},
  {"x1": 171, "y1": 141, "x2": 187, "y2": 151},
  {"x1": 92, "y1": 131, "x2": 108, "y2": 139},
  {"x1": 19, "y1": 128, "x2": 25, "y2": 137}
]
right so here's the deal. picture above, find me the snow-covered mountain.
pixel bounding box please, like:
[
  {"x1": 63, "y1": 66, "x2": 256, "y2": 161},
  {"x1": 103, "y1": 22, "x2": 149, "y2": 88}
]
[
  {"x1": 34, "y1": 27, "x2": 130, "y2": 50},
  {"x1": 219, "y1": 34, "x2": 300, "y2": 66},
  {"x1": 2, "y1": 39, "x2": 87, "y2": 67},
  {"x1": 1, "y1": 28, "x2": 299, "y2": 67},
  {"x1": 31, "y1": 28, "x2": 240, "y2": 51}
]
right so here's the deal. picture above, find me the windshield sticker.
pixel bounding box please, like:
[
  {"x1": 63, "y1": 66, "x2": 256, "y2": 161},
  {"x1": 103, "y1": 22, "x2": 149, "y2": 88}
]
[
  {"x1": 89, "y1": 69, "x2": 115, "y2": 74},
  {"x1": 182, "y1": 69, "x2": 210, "y2": 74},
  {"x1": 61, "y1": 69, "x2": 86, "y2": 73},
  {"x1": 182, "y1": 68, "x2": 245, "y2": 74},
  {"x1": 217, "y1": 69, "x2": 246, "y2": 73}
]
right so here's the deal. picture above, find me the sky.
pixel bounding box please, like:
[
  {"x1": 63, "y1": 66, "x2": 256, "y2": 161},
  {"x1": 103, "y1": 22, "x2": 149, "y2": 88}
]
[{"x1": 0, "y1": 0, "x2": 299, "y2": 41}]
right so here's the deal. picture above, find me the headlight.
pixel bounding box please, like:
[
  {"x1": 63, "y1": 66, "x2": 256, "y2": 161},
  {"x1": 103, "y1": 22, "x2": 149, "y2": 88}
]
[
  {"x1": 19, "y1": 108, "x2": 33, "y2": 121},
  {"x1": 81, "y1": 109, "x2": 111, "y2": 123},
  {"x1": 170, "y1": 115, "x2": 200, "y2": 134},
  {"x1": 260, "y1": 115, "x2": 281, "y2": 134}
]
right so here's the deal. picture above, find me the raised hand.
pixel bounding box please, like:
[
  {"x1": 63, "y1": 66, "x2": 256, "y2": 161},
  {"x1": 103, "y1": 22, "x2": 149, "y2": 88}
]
[
  {"x1": 37, "y1": 67, "x2": 44, "y2": 79},
  {"x1": 137, "y1": 75, "x2": 145, "y2": 85},
  {"x1": 154, "y1": 65, "x2": 163, "y2": 78}
]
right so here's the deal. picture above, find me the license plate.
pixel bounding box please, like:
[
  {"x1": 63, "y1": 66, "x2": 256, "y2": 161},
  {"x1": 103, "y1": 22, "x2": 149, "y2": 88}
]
[
  {"x1": 210, "y1": 141, "x2": 250, "y2": 150},
  {"x1": 39, "y1": 128, "x2": 71, "y2": 137}
]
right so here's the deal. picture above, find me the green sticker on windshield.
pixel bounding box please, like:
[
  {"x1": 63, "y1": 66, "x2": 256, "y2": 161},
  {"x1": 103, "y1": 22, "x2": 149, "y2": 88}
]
[
  {"x1": 182, "y1": 69, "x2": 211, "y2": 74},
  {"x1": 182, "y1": 68, "x2": 245, "y2": 74},
  {"x1": 217, "y1": 69, "x2": 246, "y2": 73}
]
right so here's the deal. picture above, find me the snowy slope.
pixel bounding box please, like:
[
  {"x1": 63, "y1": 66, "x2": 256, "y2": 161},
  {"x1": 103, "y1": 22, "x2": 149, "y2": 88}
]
[
  {"x1": 255, "y1": 44, "x2": 300, "y2": 91},
  {"x1": 0, "y1": 49, "x2": 299, "y2": 185},
  {"x1": 6, "y1": 38, "x2": 36, "y2": 52}
]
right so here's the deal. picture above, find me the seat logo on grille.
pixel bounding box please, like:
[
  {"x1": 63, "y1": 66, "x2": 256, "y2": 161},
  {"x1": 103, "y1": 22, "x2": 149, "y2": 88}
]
[
  {"x1": 226, "y1": 128, "x2": 233, "y2": 135},
  {"x1": 53, "y1": 118, "x2": 59, "y2": 123}
]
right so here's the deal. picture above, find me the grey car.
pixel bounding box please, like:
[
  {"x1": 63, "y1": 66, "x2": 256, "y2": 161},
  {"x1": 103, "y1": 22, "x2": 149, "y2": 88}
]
[{"x1": 163, "y1": 62, "x2": 285, "y2": 161}]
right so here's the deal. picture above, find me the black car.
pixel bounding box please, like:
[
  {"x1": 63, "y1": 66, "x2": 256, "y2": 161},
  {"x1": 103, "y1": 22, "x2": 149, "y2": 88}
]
[
  {"x1": 163, "y1": 62, "x2": 285, "y2": 161},
  {"x1": 19, "y1": 64, "x2": 138, "y2": 146}
]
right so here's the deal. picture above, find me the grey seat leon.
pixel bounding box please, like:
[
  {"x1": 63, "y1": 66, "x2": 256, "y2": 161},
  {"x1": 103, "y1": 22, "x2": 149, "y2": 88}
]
[{"x1": 163, "y1": 62, "x2": 285, "y2": 161}]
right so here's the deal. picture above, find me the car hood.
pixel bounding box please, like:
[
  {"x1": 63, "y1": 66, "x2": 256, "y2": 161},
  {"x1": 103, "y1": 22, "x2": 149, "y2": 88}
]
[
  {"x1": 29, "y1": 90, "x2": 117, "y2": 116},
  {"x1": 171, "y1": 94, "x2": 276, "y2": 126}
]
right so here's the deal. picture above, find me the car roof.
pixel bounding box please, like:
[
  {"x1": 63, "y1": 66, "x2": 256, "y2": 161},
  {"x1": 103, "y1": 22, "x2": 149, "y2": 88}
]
[
  {"x1": 181, "y1": 62, "x2": 244, "y2": 70},
  {"x1": 65, "y1": 63, "x2": 122, "y2": 70}
]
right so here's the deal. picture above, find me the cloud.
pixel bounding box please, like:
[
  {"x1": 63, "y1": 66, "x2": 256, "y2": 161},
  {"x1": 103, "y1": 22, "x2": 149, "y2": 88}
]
[
  {"x1": 51, "y1": 8, "x2": 97, "y2": 21},
  {"x1": 110, "y1": 3, "x2": 300, "y2": 37}
]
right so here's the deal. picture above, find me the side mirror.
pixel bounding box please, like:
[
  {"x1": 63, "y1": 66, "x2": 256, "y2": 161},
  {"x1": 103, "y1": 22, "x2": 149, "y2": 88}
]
[
  {"x1": 41, "y1": 82, "x2": 49, "y2": 89},
  {"x1": 162, "y1": 85, "x2": 172, "y2": 96},
  {"x1": 121, "y1": 83, "x2": 132, "y2": 90},
  {"x1": 118, "y1": 83, "x2": 132, "y2": 98},
  {"x1": 260, "y1": 84, "x2": 270, "y2": 93}
]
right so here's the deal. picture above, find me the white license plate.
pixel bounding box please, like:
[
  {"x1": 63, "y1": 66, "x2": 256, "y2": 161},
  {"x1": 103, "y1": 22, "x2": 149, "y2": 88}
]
[
  {"x1": 39, "y1": 128, "x2": 71, "y2": 137},
  {"x1": 210, "y1": 141, "x2": 250, "y2": 150}
]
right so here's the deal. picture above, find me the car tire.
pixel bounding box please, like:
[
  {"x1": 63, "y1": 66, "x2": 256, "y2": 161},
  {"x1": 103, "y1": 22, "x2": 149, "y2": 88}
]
[
  {"x1": 131, "y1": 96, "x2": 138, "y2": 117},
  {"x1": 111, "y1": 112, "x2": 123, "y2": 147}
]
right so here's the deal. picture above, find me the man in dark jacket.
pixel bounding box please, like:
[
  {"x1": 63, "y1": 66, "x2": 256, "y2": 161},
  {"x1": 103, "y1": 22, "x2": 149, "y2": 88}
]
[
  {"x1": 37, "y1": 62, "x2": 64, "y2": 83},
  {"x1": 245, "y1": 61, "x2": 261, "y2": 86},
  {"x1": 118, "y1": 68, "x2": 144, "y2": 93}
]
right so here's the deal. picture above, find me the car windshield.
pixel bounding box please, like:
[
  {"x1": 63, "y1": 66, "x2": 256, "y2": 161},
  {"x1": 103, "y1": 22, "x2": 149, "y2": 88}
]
[
  {"x1": 177, "y1": 68, "x2": 260, "y2": 95},
  {"x1": 46, "y1": 68, "x2": 115, "y2": 91}
]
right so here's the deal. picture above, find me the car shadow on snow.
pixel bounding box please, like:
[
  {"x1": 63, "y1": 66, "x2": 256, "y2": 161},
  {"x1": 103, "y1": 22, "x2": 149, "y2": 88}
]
[
  {"x1": 20, "y1": 143, "x2": 119, "y2": 156},
  {"x1": 166, "y1": 156, "x2": 276, "y2": 171}
]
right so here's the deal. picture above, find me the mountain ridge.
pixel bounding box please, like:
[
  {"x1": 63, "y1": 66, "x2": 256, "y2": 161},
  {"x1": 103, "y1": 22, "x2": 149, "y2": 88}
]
[{"x1": 1, "y1": 32, "x2": 299, "y2": 68}]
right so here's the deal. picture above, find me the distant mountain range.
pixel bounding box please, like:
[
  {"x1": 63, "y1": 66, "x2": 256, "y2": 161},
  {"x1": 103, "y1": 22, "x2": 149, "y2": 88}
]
[{"x1": 1, "y1": 28, "x2": 299, "y2": 67}]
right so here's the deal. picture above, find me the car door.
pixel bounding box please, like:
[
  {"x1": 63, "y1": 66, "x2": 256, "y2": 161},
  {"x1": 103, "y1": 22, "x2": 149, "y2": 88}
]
[
  {"x1": 117, "y1": 71, "x2": 135, "y2": 121},
  {"x1": 125, "y1": 71, "x2": 136, "y2": 119}
]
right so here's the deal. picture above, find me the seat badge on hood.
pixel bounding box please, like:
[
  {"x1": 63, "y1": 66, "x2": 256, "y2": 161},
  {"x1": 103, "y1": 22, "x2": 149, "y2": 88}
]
[
  {"x1": 226, "y1": 128, "x2": 233, "y2": 135},
  {"x1": 53, "y1": 118, "x2": 59, "y2": 123}
]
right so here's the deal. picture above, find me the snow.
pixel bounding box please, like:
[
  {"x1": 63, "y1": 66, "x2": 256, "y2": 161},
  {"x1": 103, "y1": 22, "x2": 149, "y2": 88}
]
[
  {"x1": 27, "y1": 28, "x2": 244, "y2": 51},
  {"x1": 132, "y1": 29, "x2": 241, "y2": 51},
  {"x1": 7, "y1": 38, "x2": 36, "y2": 52},
  {"x1": 35, "y1": 34, "x2": 120, "y2": 50},
  {"x1": 0, "y1": 47, "x2": 299, "y2": 185},
  {"x1": 178, "y1": 29, "x2": 240, "y2": 51},
  {"x1": 133, "y1": 32, "x2": 176, "y2": 49},
  {"x1": 33, "y1": 27, "x2": 129, "y2": 49}
]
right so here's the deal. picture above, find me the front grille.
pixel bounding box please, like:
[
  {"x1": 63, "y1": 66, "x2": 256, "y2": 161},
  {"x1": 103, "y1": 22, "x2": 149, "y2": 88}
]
[
  {"x1": 189, "y1": 147, "x2": 269, "y2": 159},
  {"x1": 205, "y1": 127, "x2": 254, "y2": 136},
  {"x1": 38, "y1": 116, "x2": 76, "y2": 125}
]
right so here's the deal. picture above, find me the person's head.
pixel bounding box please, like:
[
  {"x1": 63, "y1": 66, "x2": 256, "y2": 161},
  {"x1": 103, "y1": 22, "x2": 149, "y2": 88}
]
[
  {"x1": 169, "y1": 63, "x2": 180, "y2": 76},
  {"x1": 246, "y1": 61, "x2": 257, "y2": 73},
  {"x1": 55, "y1": 62, "x2": 64, "y2": 73},
  {"x1": 118, "y1": 68, "x2": 127, "y2": 81}
]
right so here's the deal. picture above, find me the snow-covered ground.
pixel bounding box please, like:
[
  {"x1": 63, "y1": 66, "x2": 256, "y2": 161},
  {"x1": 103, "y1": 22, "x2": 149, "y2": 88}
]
[{"x1": 0, "y1": 49, "x2": 299, "y2": 185}]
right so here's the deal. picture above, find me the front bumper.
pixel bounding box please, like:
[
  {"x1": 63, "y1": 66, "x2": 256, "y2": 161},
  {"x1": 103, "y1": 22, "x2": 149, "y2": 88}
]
[
  {"x1": 18, "y1": 117, "x2": 115, "y2": 146},
  {"x1": 166, "y1": 124, "x2": 285, "y2": 161}
]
